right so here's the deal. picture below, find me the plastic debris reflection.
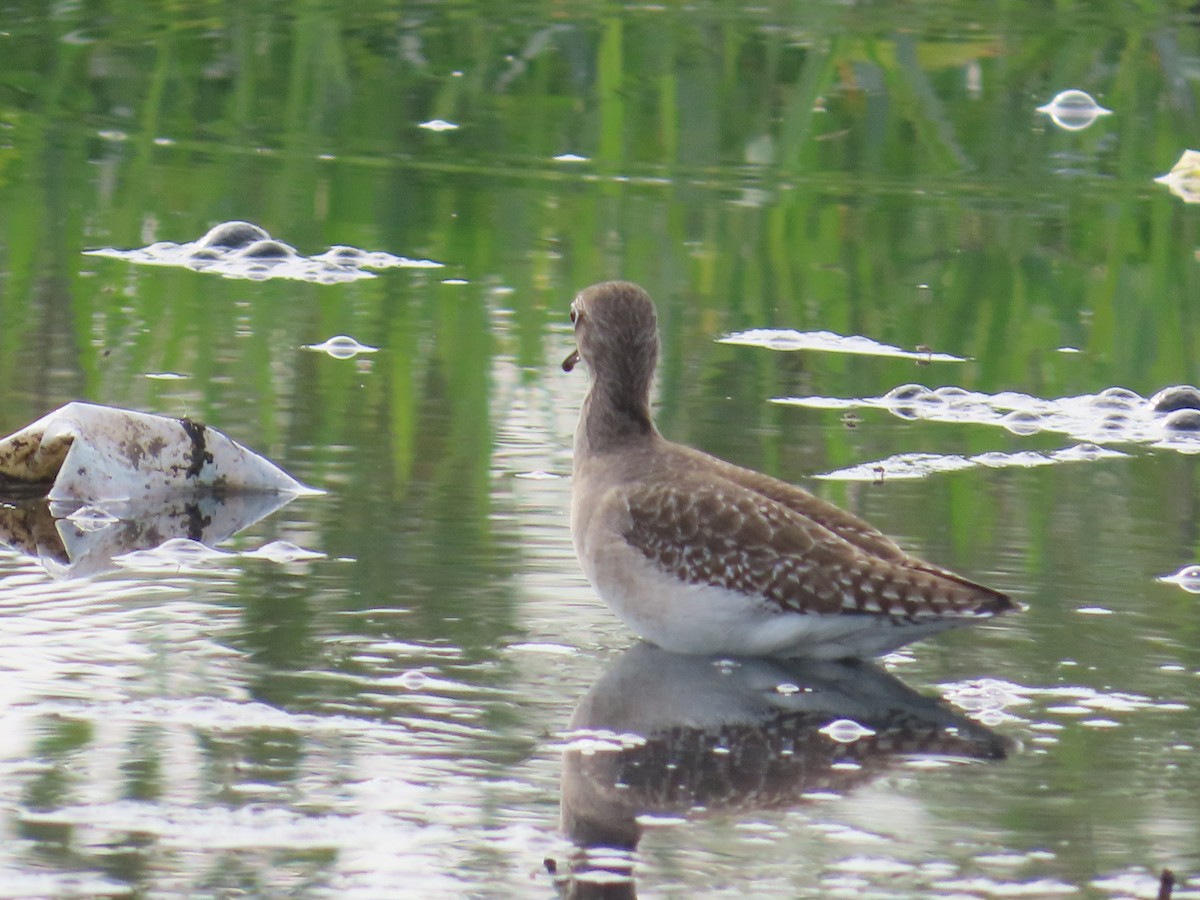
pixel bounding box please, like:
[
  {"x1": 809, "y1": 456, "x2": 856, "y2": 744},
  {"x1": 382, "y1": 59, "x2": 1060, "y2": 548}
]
[{"x1": 0, "y1": 403, "x2": 321, "y2": 578}]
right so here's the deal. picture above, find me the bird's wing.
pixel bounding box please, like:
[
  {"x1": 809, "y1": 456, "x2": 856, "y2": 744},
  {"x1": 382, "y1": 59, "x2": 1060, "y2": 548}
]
[
  {"x1": 670, "y1": 445, "x2": 908, "y2": 563},
  {"x1": 616, "y1": 477, "x2": 1013, "y2": 619}
]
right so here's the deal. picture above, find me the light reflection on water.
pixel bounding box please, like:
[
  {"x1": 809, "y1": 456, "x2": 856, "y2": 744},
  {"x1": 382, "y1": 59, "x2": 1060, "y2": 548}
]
[{"x1": 0, "y1": 546, "x2": 574, "y2": 897}]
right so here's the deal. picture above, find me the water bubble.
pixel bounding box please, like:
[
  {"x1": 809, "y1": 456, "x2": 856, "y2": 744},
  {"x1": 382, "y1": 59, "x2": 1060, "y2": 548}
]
[
  {"x1": 933, "y1": 386, "x2": 972, "y2": 402},
  {"x1": 1036, "y1": 90, "x2": 1112, "y2": 131},
  {"x1": 397, "y1": 670, "x2": 429, "y2": 690},
  {"x1": 1149, "y1": 384, "x2": 1200, "y2": 414},
  {"x1": 884, "y1": 384, "x2": 934, "y2": 403},
  {"x1": 1070, "y1": 443, "x2": 1105, "y2": 459},
  {"x1": 242, "y1": 540, "x2": 325, "y2": 563},
  {"x1": 1000, "y1": 409, "x2": 1044, "y2": 435},
  {"x1": 819, "y1": 719, "x2": 876, "y2": 743},
  {"x1": 235, "y1": 239, "x2": 297, "y2": 261},
  {"x1": 1161, "y1": 408, "x2": 1200, "y2": 433},
  {"x1": 1097, "y1": 386, "x2": 1142, "y2": 404},
  {"x1": 65, "y1": 506, "x2": 121, "y2": 531},
  {"x1": 1158, "y1": 564, "x2": 1200, "y2": 593},
  {"x1": 304, "y1": 335, "x2": 380, "y2": 359},
  {"x1": 1092, "y1": 387, "x2": 1142, "y2": 411},
  {"x1": 320, "y1": 246, "x2": 367, "y2": 265},
  {"x1": 418, "y1": 119, "x2": 459, "y2": 132},
  {"x1": 197, "y1": 220, "x2": 270, "y2": 250},
  {"x1": 1052, "y1": 444, "x2": 1127, "y2": 464},
  {"x1": 114, "y1": 538, "x2": 236, "y2": 571}
]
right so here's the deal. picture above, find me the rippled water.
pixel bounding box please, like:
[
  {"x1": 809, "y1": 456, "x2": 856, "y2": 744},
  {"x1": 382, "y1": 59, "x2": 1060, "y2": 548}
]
[{"x1": 2, "y1": 1, "x2": 1200, "y2": 898}]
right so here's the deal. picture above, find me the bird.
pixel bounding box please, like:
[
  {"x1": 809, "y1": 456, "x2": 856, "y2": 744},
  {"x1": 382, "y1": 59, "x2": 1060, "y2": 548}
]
[{"x1": 562, "y1": 281, "x2": 1018, "y2": 659}]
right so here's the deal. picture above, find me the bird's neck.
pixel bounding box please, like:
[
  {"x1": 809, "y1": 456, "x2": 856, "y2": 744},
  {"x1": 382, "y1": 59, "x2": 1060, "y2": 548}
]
[{"x1": 576, "y1": 375, "x2": 656, "y2": 460}]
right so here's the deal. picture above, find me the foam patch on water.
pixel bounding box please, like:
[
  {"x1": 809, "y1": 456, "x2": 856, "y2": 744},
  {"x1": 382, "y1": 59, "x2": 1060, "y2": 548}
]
[
  {"x1": 719, "y1": 329, "x2": 966, "y2": 361},
  {"x1": 85, "y1": 221, "x2": 443, "y2": 284},
  {"x1": 815, "y1": 445, "x2": 1126, "y2": 481},
  {"x1": 110, "y1": 537, "x2": 323, "y2": 572},
  {"x1": 19, "y1": 801, "x2": 445, "y2": 851},
  {"x1": 240, "y1": 540, "x2": 325, "y2": 563},
  {"x1": 112, "y1": 538, "x2": 239, "y2": 573},
  {"x1": 940, "y1": 678, "x2": 1189, "y2": 734},
  {"x1": 555, "y1": 728, "x2": 649, "y2": 754},
  {"x1": 778, "y1": 383, "x2": 1200, "y2": 459},
  {"x1": 31, "y1": 695, "x2": 403, "y2": 736}
]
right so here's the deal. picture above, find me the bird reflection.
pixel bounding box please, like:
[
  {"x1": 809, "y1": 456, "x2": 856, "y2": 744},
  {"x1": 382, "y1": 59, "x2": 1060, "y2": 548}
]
[{"x1": 553, "y1": 643, "x2": 1011, "y2": 899}]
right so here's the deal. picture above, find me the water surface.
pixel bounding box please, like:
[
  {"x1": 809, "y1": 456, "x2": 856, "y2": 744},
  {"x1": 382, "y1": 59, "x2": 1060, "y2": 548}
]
[{"x1": 1, "y1": 2, "x2": 1199, "y2": 897}]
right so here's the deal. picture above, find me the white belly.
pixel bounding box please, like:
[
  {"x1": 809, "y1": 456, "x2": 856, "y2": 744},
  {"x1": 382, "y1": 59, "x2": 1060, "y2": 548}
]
[{"x1": 575, "y1": 527, "x2": 957, "y2": 659}]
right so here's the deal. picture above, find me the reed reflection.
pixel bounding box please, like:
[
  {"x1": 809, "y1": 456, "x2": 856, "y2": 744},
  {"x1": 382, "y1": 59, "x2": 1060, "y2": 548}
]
[{"x1": 555, "y1": 643, "x2": 1011, "y2": 899}]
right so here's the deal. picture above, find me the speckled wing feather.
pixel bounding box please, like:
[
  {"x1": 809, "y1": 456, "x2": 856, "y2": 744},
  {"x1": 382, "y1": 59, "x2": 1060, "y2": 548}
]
[
  {"x1": 619, "y1": 478, "x2": 1012, "y2": 619},
  {"x1": 671, "y1": 445, "x2": 907, "y2": 563}
]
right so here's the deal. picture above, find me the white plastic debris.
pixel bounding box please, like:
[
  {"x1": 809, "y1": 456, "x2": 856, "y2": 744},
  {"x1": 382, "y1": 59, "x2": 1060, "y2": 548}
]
[
  {"x1": 0, "y1": 403, "x2": 321, "y2": 578},
  {"x1": 1154, "y1": 149, "x2": 1200, "y2": 204},
  {"x1": 0, "y1": 402, "x2": 319, "y2": 503}
]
